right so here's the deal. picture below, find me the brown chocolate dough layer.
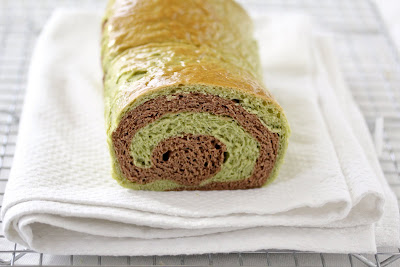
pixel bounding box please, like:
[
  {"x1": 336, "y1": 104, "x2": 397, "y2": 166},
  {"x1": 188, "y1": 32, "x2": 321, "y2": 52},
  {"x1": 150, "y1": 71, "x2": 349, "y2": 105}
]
[
  {"x1": 112, "y1": 93, "x2": 279, "y2": 190},
  {"x1": 152, "y1": 134, "x2": 226, "y2": 186}
]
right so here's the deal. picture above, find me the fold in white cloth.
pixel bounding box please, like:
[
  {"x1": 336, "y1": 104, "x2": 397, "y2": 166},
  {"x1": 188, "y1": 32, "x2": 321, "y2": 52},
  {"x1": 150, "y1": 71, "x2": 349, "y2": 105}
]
[{"x1": 1, "y1": 10, "x2": 398, "y2": 255}]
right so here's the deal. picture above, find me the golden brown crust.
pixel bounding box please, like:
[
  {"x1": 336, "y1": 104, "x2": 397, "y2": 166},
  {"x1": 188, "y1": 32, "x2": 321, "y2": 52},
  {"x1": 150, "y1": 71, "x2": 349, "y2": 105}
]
[{"x1": 103, "y1": 0, "x2": 258, "y2": 71}]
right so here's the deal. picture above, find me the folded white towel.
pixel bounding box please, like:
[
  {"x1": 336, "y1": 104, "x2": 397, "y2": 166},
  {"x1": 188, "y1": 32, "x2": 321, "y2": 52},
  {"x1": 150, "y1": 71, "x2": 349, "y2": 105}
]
[{"x1": 1, "y1": 10, "x2": 398, "y2": 255}]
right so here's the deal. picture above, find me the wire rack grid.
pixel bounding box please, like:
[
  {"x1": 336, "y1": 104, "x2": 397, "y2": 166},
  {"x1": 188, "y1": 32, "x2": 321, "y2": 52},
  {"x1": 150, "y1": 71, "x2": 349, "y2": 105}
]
[{"x1": 0, "y1": 0, "x2": 399, "y2": 266}]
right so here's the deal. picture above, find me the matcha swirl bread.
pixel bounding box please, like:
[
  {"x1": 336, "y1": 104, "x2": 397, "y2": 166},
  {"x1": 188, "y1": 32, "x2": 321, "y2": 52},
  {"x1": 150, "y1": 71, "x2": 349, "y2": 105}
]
[{"x1": 102, "y1": 0, "x2": 290, "y2": 191}]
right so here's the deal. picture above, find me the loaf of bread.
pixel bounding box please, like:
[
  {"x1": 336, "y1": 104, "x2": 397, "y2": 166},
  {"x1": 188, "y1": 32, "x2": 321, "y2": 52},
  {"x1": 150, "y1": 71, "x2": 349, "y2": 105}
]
[{"x1": 101, "y1": 0, "x2": 290, "y2": 191}]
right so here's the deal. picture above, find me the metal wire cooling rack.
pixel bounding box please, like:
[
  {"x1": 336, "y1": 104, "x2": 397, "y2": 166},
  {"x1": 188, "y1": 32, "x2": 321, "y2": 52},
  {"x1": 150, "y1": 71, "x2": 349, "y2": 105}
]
[{"x1": 0, "y1": 0, "x2": 399, "y2": 266}]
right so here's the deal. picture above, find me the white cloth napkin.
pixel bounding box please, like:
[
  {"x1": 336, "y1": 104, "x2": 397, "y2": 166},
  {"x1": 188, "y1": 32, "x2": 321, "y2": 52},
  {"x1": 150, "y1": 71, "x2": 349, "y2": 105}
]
[{"x1": 1, "y1": 10, "x2": 398, "y2": 255}]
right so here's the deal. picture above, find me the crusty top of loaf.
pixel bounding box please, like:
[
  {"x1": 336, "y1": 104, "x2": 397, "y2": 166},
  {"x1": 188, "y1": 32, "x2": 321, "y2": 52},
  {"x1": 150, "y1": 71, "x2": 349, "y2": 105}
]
[{"x1": 102, "y1": 0, "x2": 260, "y2": 78}]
